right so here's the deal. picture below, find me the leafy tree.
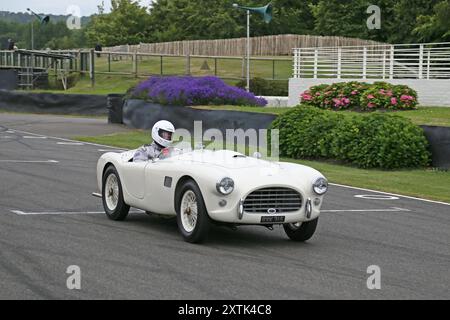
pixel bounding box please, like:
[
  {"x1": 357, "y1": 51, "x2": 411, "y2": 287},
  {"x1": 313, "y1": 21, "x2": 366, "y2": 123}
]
[
  {"x1": 85, "y1": 0, "x2": 152, "y2": 46},
  {"x1": 414, "y1": 0, "x2": 450, "y2": 42}
]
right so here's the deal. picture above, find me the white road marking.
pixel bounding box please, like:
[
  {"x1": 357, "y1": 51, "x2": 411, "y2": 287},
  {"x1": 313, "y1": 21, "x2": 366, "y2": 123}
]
[
  {"x1": 23, "y1": 136, "x2": 47, "y2": 139},
  {"x1": 0, "y1": 160, "x2": 59, "y2": 164},
  {"x1": 354, "y1": 195, "x2": 400, "y2": 201},
  {"x1": 98, "y1": 149, "x2": 126, "y2": 152},
  {"x1": 57, "y1": 142, "x2": 84, "y2": 146},
  {"x1": 0, "y1": 136, "x2": 13, "y2": 139},
  {"x1": 9, "y1": 129, "x2": 124, "y2": 150},
  {"x1": 322, "y1": 207, "x2": 410, "y2": 213},
  {"x1": 330, "y1": 183, "x2": 450, "y2": 206},
  {"x1": 6, "y1": 130, "x2": 15, "y2": 133},
  {"x1": 11, "y1": 209, "x2": 145, "y2": 215}
]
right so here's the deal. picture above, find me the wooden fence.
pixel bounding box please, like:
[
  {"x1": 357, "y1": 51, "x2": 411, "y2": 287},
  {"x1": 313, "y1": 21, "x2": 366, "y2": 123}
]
[{"x1": 102, "y1": 34, "x2": 383, "y2": 57}]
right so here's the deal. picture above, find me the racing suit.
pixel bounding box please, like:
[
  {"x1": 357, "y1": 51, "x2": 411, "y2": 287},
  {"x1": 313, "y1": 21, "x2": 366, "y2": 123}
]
[{"x1": 133, "y1": 142, "x2": 163, "y2": 162}]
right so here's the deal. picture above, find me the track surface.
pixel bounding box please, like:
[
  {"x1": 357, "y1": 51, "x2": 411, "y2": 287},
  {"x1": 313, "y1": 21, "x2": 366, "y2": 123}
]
[{"x1": 0, "y1": 116, "x2": 449, "y2": 300}]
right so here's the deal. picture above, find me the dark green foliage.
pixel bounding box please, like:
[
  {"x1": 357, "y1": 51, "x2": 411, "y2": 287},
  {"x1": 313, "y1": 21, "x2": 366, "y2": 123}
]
[
  {"x1": 236, "y1": 78, "x2": 288, "y2": 96},
  {"x1": 271, "y1": 105, "x2": 431, "y2": 169}
]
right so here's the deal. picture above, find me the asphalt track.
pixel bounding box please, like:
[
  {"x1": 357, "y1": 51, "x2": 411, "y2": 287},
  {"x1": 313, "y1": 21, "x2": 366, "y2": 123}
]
[{"x1": 0, "y1": 115, "x2": 449, "y2": 300}]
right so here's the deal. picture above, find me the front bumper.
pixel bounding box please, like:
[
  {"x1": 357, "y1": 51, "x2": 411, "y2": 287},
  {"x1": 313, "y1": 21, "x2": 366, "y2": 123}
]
[{"x1": 206, "y1": 192, "x2": 323, "y2": 225}]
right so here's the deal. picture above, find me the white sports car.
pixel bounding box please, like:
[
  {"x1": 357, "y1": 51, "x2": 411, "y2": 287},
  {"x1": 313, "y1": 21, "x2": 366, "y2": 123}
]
[{"x1": 96, "y1": 146, "x2": 328, "y2": 243}]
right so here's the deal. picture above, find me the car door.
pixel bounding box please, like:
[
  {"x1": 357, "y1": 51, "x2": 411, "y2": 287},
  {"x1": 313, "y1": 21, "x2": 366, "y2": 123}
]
[{"x1": 120, "y1": 161, "x2": 148, "y2": 200}]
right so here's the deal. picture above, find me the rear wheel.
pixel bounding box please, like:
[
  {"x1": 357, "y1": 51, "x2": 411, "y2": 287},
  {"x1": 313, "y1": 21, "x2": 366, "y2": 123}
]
[
  {"x1": 176, "y1": 180, "x2": 211, "y2": 243},
  {"x1": 283, "y1": 218, "x2": 319, "y2": 242},
  {"x1": 102, "y1": 166, "x2": 130, "y2": 221}
]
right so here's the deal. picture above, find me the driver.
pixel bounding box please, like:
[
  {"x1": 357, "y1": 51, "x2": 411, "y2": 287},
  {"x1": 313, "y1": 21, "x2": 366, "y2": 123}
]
[{"x1": 133, "y1": 120, "x2": 176, "y2": 162}]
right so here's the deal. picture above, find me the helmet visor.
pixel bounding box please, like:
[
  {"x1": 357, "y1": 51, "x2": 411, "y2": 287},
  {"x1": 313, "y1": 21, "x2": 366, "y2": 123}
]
[{"x1": 159, "y1": 129, "x2": 173, "y2": 141}]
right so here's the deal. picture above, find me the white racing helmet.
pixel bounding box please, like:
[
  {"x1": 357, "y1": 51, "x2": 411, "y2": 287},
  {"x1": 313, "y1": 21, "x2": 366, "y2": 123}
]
[{"x1": 152, "y1": 120, "x2": 175, "y2": 148}]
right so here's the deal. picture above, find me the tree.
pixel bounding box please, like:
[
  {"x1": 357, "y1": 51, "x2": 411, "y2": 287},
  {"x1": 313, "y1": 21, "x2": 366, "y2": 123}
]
[
  {"x1": 414, "y1": 0, "x2": 450, "y2": 42},
  {"x1": 147, "y1": 0, "x2": 317, "y2": 42},
  {"x1": 84, "y1": 0, "x2": 152, "y2": 46},
  {"x1": 387, "y1": 0, "x2": 441, "y2": 43}
]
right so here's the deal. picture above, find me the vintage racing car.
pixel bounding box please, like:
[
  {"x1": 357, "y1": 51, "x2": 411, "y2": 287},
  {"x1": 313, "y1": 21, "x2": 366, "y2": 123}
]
[{"x1": 96, "y1": 146, "x2": 328, "y2": 243}]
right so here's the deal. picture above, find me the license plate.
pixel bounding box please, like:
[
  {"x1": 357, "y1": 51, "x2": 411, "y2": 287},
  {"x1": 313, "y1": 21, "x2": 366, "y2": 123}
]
[{"x1": 261, "y1": 216, "x2": 285, "y2": 223}]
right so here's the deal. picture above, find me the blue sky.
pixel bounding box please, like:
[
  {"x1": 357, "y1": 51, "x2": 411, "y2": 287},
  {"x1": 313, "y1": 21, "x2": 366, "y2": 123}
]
[{"x1": 1, "y1": 0, "x2": 154, "y2": 16}]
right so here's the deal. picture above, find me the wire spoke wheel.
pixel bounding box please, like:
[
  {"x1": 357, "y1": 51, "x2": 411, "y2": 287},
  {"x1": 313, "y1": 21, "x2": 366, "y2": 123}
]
[
  {"x1": 180, "y1": 190, "x2": 198, "y2": 233},
  {"x1": 105, "y1": 174, "x2": 119, "y2": 211}
]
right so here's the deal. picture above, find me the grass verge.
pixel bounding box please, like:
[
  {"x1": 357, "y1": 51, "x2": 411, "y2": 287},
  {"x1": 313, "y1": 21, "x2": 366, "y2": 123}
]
[{"x1": 74, "y1": 131, "x2": 450, "y2": 203}]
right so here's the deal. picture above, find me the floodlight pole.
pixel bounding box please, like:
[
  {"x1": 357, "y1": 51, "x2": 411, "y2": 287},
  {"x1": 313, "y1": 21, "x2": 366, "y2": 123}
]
[
  {"x1": 31, "y1": 21, "x2": 34, "y2": 50},
  {"x1": 26, "y1": 8, "x2": 35, "y2": 50},
  {"x1": 246, "y1": 10, "x2": 251, "y2": 92}
]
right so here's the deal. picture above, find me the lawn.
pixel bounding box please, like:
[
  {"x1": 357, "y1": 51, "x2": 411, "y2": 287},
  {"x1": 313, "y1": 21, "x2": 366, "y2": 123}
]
[
  {"x1": 193, "y1": 105, "x2": 450, "y2": 127},
  {"x1": 75, "y1": 130, "x2": 450, "y2": 203}
]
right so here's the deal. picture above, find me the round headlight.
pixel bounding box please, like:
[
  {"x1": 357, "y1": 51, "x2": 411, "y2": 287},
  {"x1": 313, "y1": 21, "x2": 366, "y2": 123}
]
[
  {"x1": 216, "y1": 177, "x2": 234, "y2": 195},
  {"x1": 313, "y1": 178, "x2": 328, "y2": 195}
]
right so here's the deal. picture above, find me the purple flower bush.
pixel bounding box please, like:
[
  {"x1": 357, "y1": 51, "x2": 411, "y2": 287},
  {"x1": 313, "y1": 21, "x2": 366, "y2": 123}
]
[{"x1": 131, "y1": 76, "x2": 267, "y2": 107}]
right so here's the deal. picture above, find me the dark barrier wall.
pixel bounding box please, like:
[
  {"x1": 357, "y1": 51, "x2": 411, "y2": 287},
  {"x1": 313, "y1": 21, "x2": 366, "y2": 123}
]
[
  {"x1": 0, "y1": 69, "x2": 18, "y2": 90},
  {"x1": 123, "y1": 99, "x2": 277, "y2": 134},
  {"x1": 0, "y1": 90, "x2": 107, "y2": 115},
  {"x1": 421, "y1": 125, "x2": 450, "y2": 169}
]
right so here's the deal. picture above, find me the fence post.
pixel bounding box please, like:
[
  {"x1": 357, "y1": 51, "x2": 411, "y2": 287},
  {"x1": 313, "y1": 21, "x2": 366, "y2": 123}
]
[
  {"x1": 382, "y1": 50, "x2": 386, "y2": 79},
  {"x1": 214, "y1": 58, "x2": 217, "y2": 76},
  {"x1": 160, "y1": 55, "x2": 163, "y2": 75},
  {"x1": 133, "y1": 52, "x2": 138, "y2": 78},
  {"x1": 419, "y1": 44, "x2": 424, "y2": 79},
  {"x1": 89, "y1": 49, "x2": 95, "y2": 87},
  {"x1": 313, "y1": 49, "x2": 318, "y2": 79},
  {"x1": 293, "y1": 48, "x2": 300, "y2": 78},
  {"x1": 186, "y1": 52, "x2": 190, "y2": 75},
  {"x1": 427, "y1": 50, "x2": 431, "y2": 80},
  {"x1": 108, "y1": 53, "x2": 111, "y2": 72},
  {"x1": 242, "y1": 55, "x2": 246, "y2": 80},
  {"x1": 362, "y1": 46, "x2": 367, "y2": 79},
  {"x1": 272, "y1": 59, "x2": 276, "y2": 80},
  {"x1": 337, "y1": 47, "x2": 342, "y2": 79},
  {"x1": 390, "y1": 45, "x2": 394, "y2": 80}
]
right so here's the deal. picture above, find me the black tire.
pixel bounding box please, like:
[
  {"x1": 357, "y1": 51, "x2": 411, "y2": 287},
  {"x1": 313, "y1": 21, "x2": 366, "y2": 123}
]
[
  {"x1": 102, "y1": 165, "x2": 130, "y2": 221},
  {"x1": 283, "y1": 218, "x2": 319, "y2": 242},
  {"x1": 175, "y1": 180, "x2": 211, "y2": 243}
]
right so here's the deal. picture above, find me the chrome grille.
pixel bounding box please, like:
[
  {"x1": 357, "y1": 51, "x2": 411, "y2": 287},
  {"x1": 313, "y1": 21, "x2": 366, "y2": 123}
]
[{"x1": 243, "y1": 187, "x2": 302, "y2": 214}]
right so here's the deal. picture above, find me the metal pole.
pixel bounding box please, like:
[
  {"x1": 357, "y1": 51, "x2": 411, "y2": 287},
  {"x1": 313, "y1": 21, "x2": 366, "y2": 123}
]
[
  {"x1": 31, "y1": 21, "x2": 34, "y2": 50},
  {"x1": 246, "y1": 10, "x2": 250, "y2": 92}
]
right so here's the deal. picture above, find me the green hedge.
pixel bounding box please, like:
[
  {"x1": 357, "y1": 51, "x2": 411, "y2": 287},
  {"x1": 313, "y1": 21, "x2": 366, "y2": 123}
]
[
  {"x1": 301, "y1": 81, "x2": 418, "y2": 111},
  {"x1": 236, "y1": 78, "x2": 288, "y2": 96},
  {"x1": 271, "y1": 105, "x2": 431, "y2": 169}
]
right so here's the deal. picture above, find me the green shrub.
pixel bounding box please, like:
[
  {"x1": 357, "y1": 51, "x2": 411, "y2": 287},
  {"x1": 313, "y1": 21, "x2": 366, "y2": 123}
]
[
  {"x1": 301, "y1": 81, "x2": 418, "y2": 111},
  {"x1": 271, "y1": 105, "x2": 431, "y2": 169},
  {"x1": 236, "y1": 78, "x2": 288, "y2": 96}
]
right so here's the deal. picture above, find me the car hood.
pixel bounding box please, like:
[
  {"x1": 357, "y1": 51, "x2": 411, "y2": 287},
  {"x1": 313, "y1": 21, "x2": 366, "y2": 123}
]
[
  {"x1": 176, "y1": 150, "x2": 276, "y2": 169},
  {"x1": 176, "y1": 149, "x2": 324, "y2": 182}
]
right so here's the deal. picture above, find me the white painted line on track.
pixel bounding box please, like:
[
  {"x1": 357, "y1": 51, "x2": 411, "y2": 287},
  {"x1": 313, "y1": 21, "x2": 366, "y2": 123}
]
[
  {"x1": 330, "y1": 183, "x2": 450, "y2": 206},
  {"x1": 0, "y1": 136, "x2": 13, "y2": 139},
  {"x1": 354, "y1": 195, "x2": 400, "y2": 201},
  {"x1": 11, "y1": 209, "x2": 144, "y2": 215},
  {"x1": 23, "y1": 136, "x2": 47, "y2": 139},
  {"x1": 322, "y1": 207, "x2": 410, "y2": 213},
  {"x1": 10, "y1": 129, "x2": 126, "y2": 150},
  {"x1": 98, "y1": 149, "x2": 126, "y2": 152},
  {"x1": 57, "y1": 142, "x2": 84, "y2": 146},
  {"x1": 0, "y1": 160, "x2": 59, "y2": 164}
]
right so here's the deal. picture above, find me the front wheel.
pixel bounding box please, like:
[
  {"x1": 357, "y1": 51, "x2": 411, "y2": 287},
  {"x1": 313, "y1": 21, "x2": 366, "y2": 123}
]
[
  {"x1": 283, "y1": 218, "x2": 319, "y2": 242},
  {"x1": 176, "y1": 180, "x2": 211, "y2": 243},
  {"x1": 102, "y1": 166, "x2": 130, "y2": 221}
]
